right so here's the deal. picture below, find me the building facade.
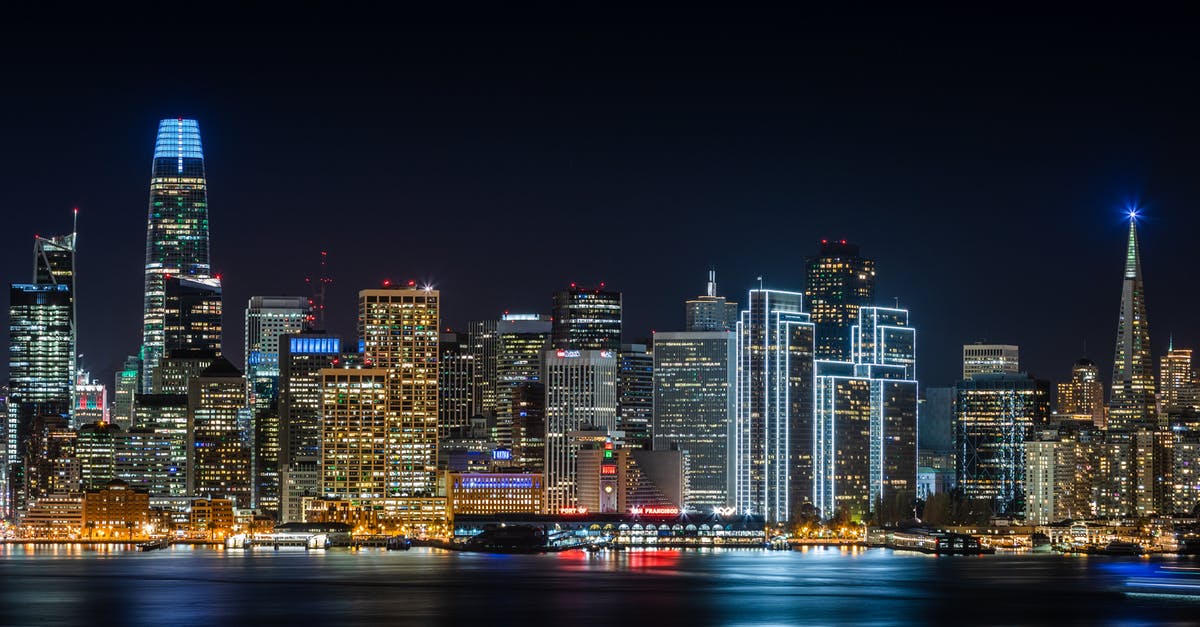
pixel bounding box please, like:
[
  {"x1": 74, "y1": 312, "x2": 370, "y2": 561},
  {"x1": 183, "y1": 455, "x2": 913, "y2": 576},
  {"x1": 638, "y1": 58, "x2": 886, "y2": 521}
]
[
  {"x1": 187, "y1": 358, "x2": 250, "y2": 506},
  {"x1": 685, "y1": 270, "x2": 738, "y2": 332},
  {"x1": 805, "y1": 240, "x2": 875, "y2": 361},
  {"x1": 542, "y1": 350, "x2": 618, "y2": 512},
  {"x1": 616, "y1": 343, "x2": 654, "y2": 451},
  {"x1": 1109, "y1": 216, "x2": 1156, "y2": 430},
  {"x1": 551, "y1": 285, "x2": 622, "y2": 351},
  {"x1": 962, "y1": 343, "x2": 1020, "y2": 380}
]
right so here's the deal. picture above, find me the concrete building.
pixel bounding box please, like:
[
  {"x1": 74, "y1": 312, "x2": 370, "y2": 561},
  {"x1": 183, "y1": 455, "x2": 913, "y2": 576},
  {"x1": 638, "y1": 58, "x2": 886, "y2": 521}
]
[
  {"x1": 962, "y1": 343, "x2": 1020, "y2": 380},
  {"x1": 542, "y1": 350, "x2": 617, "y2": 512},
  {"x1": 187, "y1": 358, "x2": 250, "y2": 506}
]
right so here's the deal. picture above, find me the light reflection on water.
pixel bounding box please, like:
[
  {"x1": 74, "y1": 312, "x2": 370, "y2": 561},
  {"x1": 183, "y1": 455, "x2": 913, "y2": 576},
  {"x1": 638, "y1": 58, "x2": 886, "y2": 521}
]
[{"x1": 0, "y1": 544, "x2": 1196, "y2": 625}]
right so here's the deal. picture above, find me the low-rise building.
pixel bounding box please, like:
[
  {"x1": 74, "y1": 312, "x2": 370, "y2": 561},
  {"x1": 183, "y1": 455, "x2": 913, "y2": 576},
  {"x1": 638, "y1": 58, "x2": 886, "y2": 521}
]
[
  {"x1": 446, "y1": 473, "x2": 543, "y2": 518},
  {"x1": 82, "y1": 479, "x2": 150, "y2": 539}
]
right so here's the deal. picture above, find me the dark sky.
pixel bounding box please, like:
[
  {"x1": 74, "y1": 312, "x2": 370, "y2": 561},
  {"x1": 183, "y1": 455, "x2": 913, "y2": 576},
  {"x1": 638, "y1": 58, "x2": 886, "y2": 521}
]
[{"x1": 2, "y1": 13, "x2": 1198, "y2": 391}]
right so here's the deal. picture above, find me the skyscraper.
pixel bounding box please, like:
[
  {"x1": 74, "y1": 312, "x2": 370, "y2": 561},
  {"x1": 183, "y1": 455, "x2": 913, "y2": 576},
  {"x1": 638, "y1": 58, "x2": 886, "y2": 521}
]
[
  {"x1": 244, "y1": 296, "x2": 309, "y2": 408},
  {"x1": 141, "y1": 118, "x2": 211, "y2": 388},
  {"x1": 358, "y1": 285, "x2": 440, "y2": 501},
  {"x1": 438, "y1": 331, "x2": 475, "y2": 440},
  {"x1": 551, "y1": 285, "x2": 622, "y2": 351},
  {"x1": 685, "y1": 270, "x2": 738, "y2": 332},
  {"x1": 111, "y1": 356, "x2": 142, "y2": 428},
  {"x1": 955, "y1": 372, "x2": 1050, "y2": 516},
  {"x1": 468, "y1": 319, "x2": 498, "y2": 418},
  {"x1": 1160, "y1": 344, "x2": 1194, "y2": 411},
  {"x1": 542, "y1": 349, "x2": 617, "y2": 512},
  {"x1": 652, "y1": 330, "x2": 735, "y2": 510},
  {"x1": 278, "y1": 332, "x2": 341, "y2": 522},
  {"x1": 1056, "y1": 358, "x2": 1106, "y2": 427},
  {"x1": 616, "y1": 343, "x2": 654, "y2": 450},
  {"x1": 320, "y1": 367, "x2": 390, "y2": 501},
  {"x1": 805, "y1": 240, "x2": 875, "y2": 361},
  {"x1": 7, "y1": 283, "x2": 73, "y2": 473},
  {"x1": 1110, "y1": 214, "x2": 1156, "y2": 430},
  {"x1": 734, "y1": 289, "x2": 814, "y2": 522},
  {"x1": 495, "y1": 314, "x2": 552, "y2": 445},
  {"x1": 163, "y1": 276, "x2": 222, "y2": 356},
  {"x1": 187, "y1": 357, "x2": 250, "y2": 506},
  {"x1": 962, "y1": 343, "x2": 1020, "y2": 380}
]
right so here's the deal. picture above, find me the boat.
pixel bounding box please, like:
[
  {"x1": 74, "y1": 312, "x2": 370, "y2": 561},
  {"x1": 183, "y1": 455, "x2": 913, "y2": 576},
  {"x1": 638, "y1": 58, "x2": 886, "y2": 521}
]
[
  {"x1": 386, "y1": 535, "x2": 412, "y2": 551},
  {"x1": 137, "y1": 538, "x2": 170, "y2": 552},
  {"x1": 461, "y1": 525, "x2": 549, "y2": 553},
  {"x1": 1095, "y1": 541, "x2": 1144, "y2": 556}
]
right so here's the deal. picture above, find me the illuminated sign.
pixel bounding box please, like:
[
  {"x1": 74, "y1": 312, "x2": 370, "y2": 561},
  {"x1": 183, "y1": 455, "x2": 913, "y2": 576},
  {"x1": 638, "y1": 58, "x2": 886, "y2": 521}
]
[
  {"x1": 713, "y1": 507, "x2": 736, "y2": 516},
  {"x1": 502, "y1": 313, "x2": 542, "y2": 321},
  {"x1": 630, "y1": 506, "x2": 679, "y2": 516},
  {"x1": 599, "y1": 351, "x2": 613, "y2": 358},
  {"x1": 559, "y1": 506, "x2": 589, "y2": 515},
  {"x1": 459, "y1": 476, "x2": 534, "y2": 490},
  {"x1": 492, "y1": 449, "x2": 512, "y2": 461},
  {"x1": 555, "y1": 350, "x2": 582, "y2": 358},
  {"x1": 601, "y1": 464, "x2": 617, "y2": 475},
  {"x1": 290, "y1": 336, "x2": 341, "y2": 355}
]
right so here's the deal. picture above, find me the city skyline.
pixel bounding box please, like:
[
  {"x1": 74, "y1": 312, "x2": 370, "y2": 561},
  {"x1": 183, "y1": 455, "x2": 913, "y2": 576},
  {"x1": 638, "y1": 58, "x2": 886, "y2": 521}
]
[{"x1": 4, "y1": 20, "x2": 1200, "y2": 392}]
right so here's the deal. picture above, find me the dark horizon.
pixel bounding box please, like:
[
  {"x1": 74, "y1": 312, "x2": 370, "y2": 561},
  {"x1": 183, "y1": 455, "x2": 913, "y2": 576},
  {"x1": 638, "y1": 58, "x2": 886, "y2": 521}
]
[{"x1": 3, "y1": 16, "x2": 1199, "y2": 391}]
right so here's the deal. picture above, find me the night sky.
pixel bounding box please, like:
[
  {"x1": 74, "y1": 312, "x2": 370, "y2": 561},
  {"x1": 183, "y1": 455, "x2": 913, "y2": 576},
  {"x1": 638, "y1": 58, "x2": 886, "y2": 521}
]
[{"x1": 3, "y1": 14, "x2": 1198, "y2": 391}]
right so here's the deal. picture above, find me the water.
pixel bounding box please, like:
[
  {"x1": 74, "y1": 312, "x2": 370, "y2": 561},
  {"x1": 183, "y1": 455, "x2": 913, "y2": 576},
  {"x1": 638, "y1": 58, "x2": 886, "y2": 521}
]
[{"x1": 0, "y1": 545, "x2": 1197, "y2": 625}]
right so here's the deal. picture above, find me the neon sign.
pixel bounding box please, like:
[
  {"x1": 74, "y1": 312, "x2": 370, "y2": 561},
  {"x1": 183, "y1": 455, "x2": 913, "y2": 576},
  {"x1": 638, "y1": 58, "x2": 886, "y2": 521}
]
[
  {"x1": 559, "y1": 506, "x2": 589, "y2": 515},
  {"x1": 630, "y1": 506, "x2": 679, "y2": 516},
  {"x1": 713, "y1": 507, "x2": 736, "y2": 516}
]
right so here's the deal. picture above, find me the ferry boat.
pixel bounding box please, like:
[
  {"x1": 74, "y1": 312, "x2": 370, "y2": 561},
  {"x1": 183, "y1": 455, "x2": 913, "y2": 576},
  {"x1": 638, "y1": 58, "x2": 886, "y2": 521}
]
[
  {"x1": 1093, "y1": 541, "x2": 1144, "y2": 556},
  {"x1": 461, "y1": 525, "x2": 549, "y2": 553}
]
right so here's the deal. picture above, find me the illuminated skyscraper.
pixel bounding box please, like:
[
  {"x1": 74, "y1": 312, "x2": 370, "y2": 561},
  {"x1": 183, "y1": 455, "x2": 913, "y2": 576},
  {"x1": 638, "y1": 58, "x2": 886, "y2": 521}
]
[
  {"x1": 685, "y1": 270, "x2": 738, "y2": 332},
  {"x1": 542, "y1": 349, "x2": 617, "y2": 512},
  {"x1": 617, "y1": 343, "x2": 654, "y2": 451},
  {"x1": 73, "y1": 372, "x2": 109, "y2": 427},
  {"x1": 1056, "y1": 358, "x2": 1106, "y2": 427},
  {"x1": 734, "y1": 289, "x2": 815, "y2": 522},
  {"x1": 495, "y1": 314, "x2": 551, "y2": 446},
  {"x1": 805, "y1": 240, "x2": 875, "y2": 361},
  {"x1": 187, "y1": 357, "x2": 250, "y2": 506},
  {"x1": 438, "y1": 331, "x2": 475, "y2": 440},
  {"x1": 1160, "y1": 343, "x2": 1194, "y2": 411},
  {"x1": 141, "y1": 118, "x2": 211, "y2": 388},
  {"x1": 358, "y1": 285, "x2": 440, "y2": 500},
  {"x1": 955, "y1": 373, "x2": 1050, "y2": 516},
  {"x1": 552, "y1": 285, "x2": 622, "y2": 351},
  {"x1": 278, "y1": 332, "x2": 340, "y2": 522},
  {"x1": 962, "y1": 343, "x2": 1020, "y2": 380},
  {"x1": 468, "y1": 319, "x2": 498, "y2": 418},
  {"x1": 320, "y1": 368, "x2": 390, "y2": 501},
  {"x1": 652, "y1": 330, "x2": 735, "y2": 510},
  {"x1": 163, "y1": 276, "x2": 222, "y2": 356},
  {"x1": 1109, "y1": 214, "x2": 1156, "y2": 430},
  {"x1": 112, "y1": 356, "x2": 142, "y2": 428}
]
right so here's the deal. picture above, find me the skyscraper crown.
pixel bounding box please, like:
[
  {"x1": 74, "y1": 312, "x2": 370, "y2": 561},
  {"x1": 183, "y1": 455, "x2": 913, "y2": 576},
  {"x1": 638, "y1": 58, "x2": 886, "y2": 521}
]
[
  {"x1": 153, "y1": 118, "x2": 204, "y2": 161},
  {"x1": 1124, "y1": 217, "x2": 1141, "y2": 280}
]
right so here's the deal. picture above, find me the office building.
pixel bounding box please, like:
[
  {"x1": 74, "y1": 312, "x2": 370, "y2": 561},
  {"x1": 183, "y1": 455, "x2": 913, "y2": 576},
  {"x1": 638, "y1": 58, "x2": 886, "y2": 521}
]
[
  {"x1": 187, "y1": 358, "x2": 250, "y2": 506},
  {"x1": 77, "y1": 421, "x2": 122, "y2": 490},
  {"x1": 163, "y1": 275, "x2": 222, "y2": 356},
  {"x1": 1109, "y1": 215, "x2": 1157, "y2": 430},
  {"x1": 7, "y1": 283, "x2": 73, "y2": 474},
  {"x1": 320, "y1": 368, "x2": 389, "y2": 501},
  {"x1": 921, "y1": 387, "x2": 956, "y2": 454},
  {"x1": 1024, "y1": 432, "x2": 1078, "y2": 525},
  {"x1": 805, "y1": 240, "x2": 875, "y2": 361},
  {"x1": 685, "y1": 269, "x2": 738, "y2": 332},
  {"x1": 617, "y1": 343, "x2": 654, "y2": 451},
  {"x1": 82, "y1": 480, "x2": 150, "y2": 539},
  {"x1": 278, "y1": 333, "x2": 341, "y2": 521},
  {"x1": 577, "y1": 440, "x2": 685, "y2": 514},
  {"x1": 652, "y1": 330, "x2": 735, "y2": 510},
  {"x1": 1057, "y1": 357, "x2": 1106, "y2": 427},
  {"x1": 954, "y1": 373, "x2": 1050, "y2": 516},
  {"x1": 734, "y1": 289, "x2": 814, "y2": 522},
  {"x1": 141, "y1": 118, "x2": 212, "y2": 388},
  {"x1": 551, "y1": 285, "x2": 622, "y2": 351},
  {"x1": 131, "y1": 393, "x2": 188, "y2": 496},
  {"x1": 112, "y1": 356, "x2": 142, "y2": 428},
  {"x1": 73, "y1": 373, "x2": 108, "y2": 427},
  {"x1": 511, "y1": 382, "x2": 546, "y2": 472},
  {"x1": 962, "y1": 343, "x2": 1020, "y2": 380},
  {"x1": 495, "y1": 314, "x2": 552, "y2": 446},
  {"x1": 445, "y1": 473, "x2": 544, "y2": 517},
  {"x1": 1160, "y1": 344, "x2": 1194, "y2": 411},
  {"x1": 468, "y1": 319, "x2": 498, "y2": 418},
  {"x1": 151, "y1": 349, "x2": 216, "y2": 395},
  {"x1": 438, "y1": 331, "x2": 475, "y2": 440},
  {"x1": 543, "y1": 350, "x2": 618, "y2": 512}
]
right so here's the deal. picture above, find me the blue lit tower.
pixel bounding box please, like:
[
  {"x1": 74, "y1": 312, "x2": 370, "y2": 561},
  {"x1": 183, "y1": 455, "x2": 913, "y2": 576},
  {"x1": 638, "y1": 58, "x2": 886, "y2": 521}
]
[
  {"x1": 1109, "y1": 212, "x2": 1156, "y2": 430},
  {"x1": 141, "y1": 118, "x2": 210, "y2": 388}
]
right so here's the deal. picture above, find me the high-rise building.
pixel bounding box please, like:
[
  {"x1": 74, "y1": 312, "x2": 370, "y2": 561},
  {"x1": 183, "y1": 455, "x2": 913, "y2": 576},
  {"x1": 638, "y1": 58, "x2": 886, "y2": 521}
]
[
  {"x1": 77, "y1": 421, "x2": 122, "y2": 490},
  {"x1": 542, "y1": 349, "x2": 617, "y2": 512},
  {"x1": 1024, "y1": 431, "x2": 1079, "y2": 525},
  {"x1": 7, "y1": 283, "x2": 73, "y2": 473},
  {"x1": 921, "y1": 387, "x2": 956, "y2": 454},
  {"x1": 734, "y1": 289, "x2": 814, "y2": 523},
  {"x1": 1109, "y1": 215, "x2": 1156, "y2": 430},
  {"x1": 130, "y1": 393, "x2": 188, "y2": 496},
  {"x1": 244, "y1": 296, "x2": 308, "y2": 515},
  {"x1": 1160, "y1": 344, "x2": 1194, "y2": 411},
  {"x1": 468, "y1": 319, "x2": 498, "y2": 418},
  {"x1": 510, "y1": 382, "x2": 546, "y2": 471},
  {"x1": 812, "y1": 307, "x2": 918, "y2": 521},
  {"x1": 278, "y1": 333, "x2": 341, "y2": 522},
  {"x1": 685, "y1": 270, "x2": 738, "y2": 332},
  {"x1": 1056, "y1": 358, "x2": 1106, "y2": 427},
  {"x1": 805, "y1": 240, "x2": 875, "y2": 361},
  {"x1": 617, "y1": 343, "x2": 654, "y2": 451},
  {"x1": 163, "y1": 276, "x2": 222, "y2": 356},
  {"x1": 33, "y1": 231, "x2": 77, "y2": 410},
  {"x1": 551, "y1": 285, "x2": 622, "y2": 351},
  {"x1": 141, "y1": 118, "x2": 211, "y2": 389},
  {"x1": 495, "y1": 315, "x2": 552, "y2": 446},
  {"x1": 73, "y1": 373, "x2": 108, "y2": 427},
  {"x1": 358, "y1": 285, "x2": 440, "y2": 501},
  {"x1": 962, "y1": 343, "x2": 1020, "y2": 380},
  {"x1": 320, "y1": 368, "x2": 389, "y2": 501},
  {"x1": 438, "y1": 331, "x2": 475, "y2": 441},
  {"x1": 111, "y1": 356, "x2": 142, "y2": 429},
  {"x1": 652, "y1": 330, "x2": 735, "y2": 510},
  {"x1": 187, "y1": 357, "x2": 250, "y2": 506},
  {"x1": 955, "y1": 372, "x2": 1050, "y2": 516}
]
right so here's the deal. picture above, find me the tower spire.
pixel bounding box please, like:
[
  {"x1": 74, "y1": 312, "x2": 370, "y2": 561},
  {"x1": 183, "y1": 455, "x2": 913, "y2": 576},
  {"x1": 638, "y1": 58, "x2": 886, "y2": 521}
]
[
  {"x1": 706, "y1": 267, "x2": 717, "y2": 297},
  {"x1": 1124, "y1": 213, "x2": 1141, "y2": 280},
  {"x1": 1110, "y1": 209, "x2": 1155, "y2": 430}
]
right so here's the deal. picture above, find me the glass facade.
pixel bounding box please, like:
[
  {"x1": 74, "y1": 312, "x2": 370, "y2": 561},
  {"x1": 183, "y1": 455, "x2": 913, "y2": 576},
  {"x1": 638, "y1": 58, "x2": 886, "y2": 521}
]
[
  {"x1": 142, "y1": 118, "x2": 211, "y2": 388},
  {"x1": 552, "y1": 286, "x2": 622, "y2": 351},
  {"x1": 805, "y1": 241, "x2": 875, "y2": 361},
  {"x1": 495, "y1": 315, "x2": 551, "y2": 447},
  {"x1": 1110, "y1": 217, "x2": 1156, "y2": 430},
  {"x1": 616, "y1": 343, "x2": 654, "y2": 451},
  {"x1": 187, "y1": 359, "x2": 250, "y2": 507}
]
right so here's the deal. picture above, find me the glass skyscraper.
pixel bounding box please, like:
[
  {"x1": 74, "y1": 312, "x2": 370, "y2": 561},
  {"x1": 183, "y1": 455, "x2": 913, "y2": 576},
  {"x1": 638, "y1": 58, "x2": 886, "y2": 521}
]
[
  {"x1": 805, "y1": 240, "x2": 875, "y2": 361},
  {"x1": 552, "y1": 285, "x2": 622, "y2": 351},
  {"x1": 141, "y1": 118, "x2": 211, "y2": 388},
  {"x1": 1109, "y1": 215, "x2": 1156, "y2": 430}
]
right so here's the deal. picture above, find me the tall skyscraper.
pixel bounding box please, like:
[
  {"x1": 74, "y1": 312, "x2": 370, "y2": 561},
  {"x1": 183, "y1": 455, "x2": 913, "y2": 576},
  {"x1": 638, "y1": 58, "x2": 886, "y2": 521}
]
[
  {"x1": 131, "y1": 393, "x2": 189, "y2": 496},
  {"x1": 955, "y1": 372, "x2": 1050, "y2": 516},
  {"x1": 33, "y1": 230, "x2": 77, "y2": 408},
  {"x1": 805, "y1": 240, "x2": 875, "y2": 361},
  {"x1": 468, "y1": 319, "x2": 499, "y2": 418},
  {"x1": 734, "y1": 289, "x2": 814, "y2": 523},
  {"x1": 187, "y1": 357, "x2": 250, "y2": 506},
  {"x1": 542, "y1": 349, "x2": 617, "y2": 512},
  {"x1": 111, "y1": 356, "x2": 142, "y2": 428},
  {"x1": 320, "y1": 368, "x2": 390, "y2": 501},
  {"x1": 359, "y1": 285, "x2": 440, "y2": 501},
  {"x1": 616, "y1": 343, "x2": 654, "y2": 450},
  {"x1": 1056, "y1": 358, "x2": 1106, "y2": 427},
  {"x1": 495, "y1": 314, "x2": 552, "y2": 445},
  {"x1": 652, "y1": 330, "x2": 735, "y2": 510},
  {"x1": 511, "y1": 382, "x2": 546, "y2": 471},
  {"x1": 7, "y1": 283, "x2": 73, "y2": 472},
  {"x1": 685, "y1": 270, "x2": 738, "y2": 332},
  {"x1": 438, "y1": 331, "x2": 476, "y2": 440},
  {"x1": 141, "y1": 118, "x2": 211, "y2": 388},
  {"x1": 812, "y1": 307, "x2": 918, "y2": 521},
  {"x1": 1110, "y1": 214, "x2": 1156, "y2": 430},
  {"x1": 244, "y1": 296, "x2": 309, "y2": 408},
  {"x1": 278, "y1": 332, "x2": 341, "y2": 522},
  {"x1": 962, "y1": 343, "x2": 1020, "y2": 380},
  {"x1": 551, "y1": 285, "x2": 622, "y2": 351}
]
